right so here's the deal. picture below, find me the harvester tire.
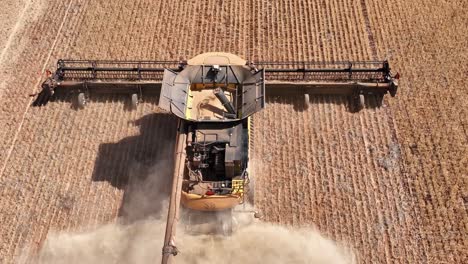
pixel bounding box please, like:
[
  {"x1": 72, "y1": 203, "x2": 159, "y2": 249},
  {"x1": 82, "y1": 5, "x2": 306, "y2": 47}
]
[
  {"x1": 131, "y1": 93, "x2": 138, "y2": 110},
  {"x1": 304, "y1": 93, "x2": 310, "y2": 110},
  {"x1": 246, "y1": 176, "x2": 255, "y2": 205},
  {"x1": 254, "y1": 211, "x2": 264, "y2": 219},
  {"x1": 220, "y1": 210, "x2": 234, "y2": 236},
  {"x1": 375, "y1": 93, "x2": 384, "y2": 107},
  {"x1": 77, "y1": 93, "x2": 86, "y2": 109},
  {"x1": 359, "y1": 94, "x2": 365, "y2": 109},
  {"x1": 350, "y1": 94, "x2": 365, "y2": 112}
]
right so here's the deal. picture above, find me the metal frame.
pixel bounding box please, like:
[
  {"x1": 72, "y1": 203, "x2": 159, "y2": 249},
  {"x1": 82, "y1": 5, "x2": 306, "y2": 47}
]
[
  {"x1": 259, "y1": 60, "x2": 392, "y2": 82},
  {"x1": 33, "y1": 59, "x2": 398, "y2": 109},
  {"x1": 52, "y1": 59, "x2": 392, "y2": 82},
  {"x1": 55, "y1": 59, "x2": 179, "y2": 81}
]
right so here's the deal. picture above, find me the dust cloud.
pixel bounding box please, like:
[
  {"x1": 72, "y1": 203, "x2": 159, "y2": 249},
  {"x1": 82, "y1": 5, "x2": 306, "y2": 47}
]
[
  {"x1": 33, "y1": 159, "x2": 354, "y2": 264},
  {"x1": 35, "y1": 219, "x2": 353, "y2": 264}
]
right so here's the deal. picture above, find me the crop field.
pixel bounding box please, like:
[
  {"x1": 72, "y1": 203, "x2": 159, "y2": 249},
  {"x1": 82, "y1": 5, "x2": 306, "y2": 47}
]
[{"x1": 0, "y1": 0, "x2": 466, "y2": 263}]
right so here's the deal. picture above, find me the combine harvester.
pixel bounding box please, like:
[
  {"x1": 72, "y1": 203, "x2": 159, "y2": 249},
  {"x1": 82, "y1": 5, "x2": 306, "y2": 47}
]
[{"x1": 33, "y1": 52, "x2": 398, "y2": 263}]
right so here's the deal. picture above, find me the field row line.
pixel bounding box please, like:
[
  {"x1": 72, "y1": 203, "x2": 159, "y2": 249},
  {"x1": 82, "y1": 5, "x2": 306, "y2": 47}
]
[{"x1": 0, "y1": 0, "x2": 75, "y2": 181}]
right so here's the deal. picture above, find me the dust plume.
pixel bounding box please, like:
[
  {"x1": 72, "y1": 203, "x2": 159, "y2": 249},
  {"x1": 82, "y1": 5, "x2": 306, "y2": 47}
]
[
  {"x1": 33, "y1": 158, "x2": 354, "y2": 264},
  {"x1": 35, "y1": 218, "x2": 353, "y2": 264}
]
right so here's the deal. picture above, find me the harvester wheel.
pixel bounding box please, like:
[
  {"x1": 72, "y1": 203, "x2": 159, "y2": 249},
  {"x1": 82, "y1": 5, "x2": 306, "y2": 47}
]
[
  {"x1": 220, "y1": 210, "x2": 234, "y2": 236},
  {"x1": 131, "y1": 93, "x2": 138, "y2": 110},
  {"x1": 254, "y1": 211, "x2": 264, "y2": 219},
  {"x1": 359, "y1": 94, "x2": 365, "y2": 109},
  {"x1": 375, "y1": 93, "x2": 385, "y2": 107},
  {"x1": 221, "y1": 221, "x2": 232, "y2": 236},
  {"x1": 350, "y1": 94, "x2": 365, "y2": 113},
  {"x1": 349, "y1": 94, "x2": 365, "y2": 112},
  {"x1": 246, "y1": 175, "x2": 255, "y2": 204},
  {"x1": 77, "y1": 93, "x2": 86, "y2": 108},
  {"x1": 304, "y1": 93, "x2": 310, "y2": 110}
]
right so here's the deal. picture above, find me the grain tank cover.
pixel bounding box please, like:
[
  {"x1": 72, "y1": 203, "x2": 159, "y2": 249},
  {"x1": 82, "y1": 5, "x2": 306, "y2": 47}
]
[
  {"x1": 240, "y1": 69, "x2": 265, "y2": 117},
  {"x1": 159, "y1": 69, "x2": 190, "y2": 118},
  {"x1": 159, "y1": 53, "x2": 265, "y2": 121}
]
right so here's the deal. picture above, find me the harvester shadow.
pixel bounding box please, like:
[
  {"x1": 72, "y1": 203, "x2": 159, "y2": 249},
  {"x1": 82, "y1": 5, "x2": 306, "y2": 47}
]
[{"x1": 92, "y1": 112, "x2": 178, "y2": 223}]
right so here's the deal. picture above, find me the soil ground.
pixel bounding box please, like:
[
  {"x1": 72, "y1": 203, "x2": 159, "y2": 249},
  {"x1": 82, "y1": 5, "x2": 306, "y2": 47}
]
[{"x1": 0, "y1": 0, "x2": 466, "y2": 263}]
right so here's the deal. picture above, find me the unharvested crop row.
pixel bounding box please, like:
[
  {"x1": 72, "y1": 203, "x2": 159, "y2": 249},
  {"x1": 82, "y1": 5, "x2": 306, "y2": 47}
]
[
  {"x1": 362, "y1": 0, "x2": 467, "y2": 262},
  {"x1": 251, "y1": 94, "x2": 413, "y2": 263}
]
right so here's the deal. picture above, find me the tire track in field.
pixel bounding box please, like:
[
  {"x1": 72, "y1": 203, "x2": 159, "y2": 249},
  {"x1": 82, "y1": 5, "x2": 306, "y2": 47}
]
[
  {"x1": 339, "y1": 97, "x2": 365, "y2": 256},
  {"x1": 0, "y1": 0, "x2": 74, "y2": 181},
  {"x1": 26, "y1": 0, "x2": 93, "y2": 249},
  {"x1": 11, "y1": 0, "x2": 102, "y2": 257},
  {"x1": 357, "y1": 1, "x2": 410, "y2": 261},
  {"x1": 0, "y1": 0, "x2": 29, "y2": 61},
  {"x1": 0, "y1": 1, "x2": 75, "y2": 262},
  {"x1": 359, "y1": 0, "x2": 377, "y2": 60}
]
